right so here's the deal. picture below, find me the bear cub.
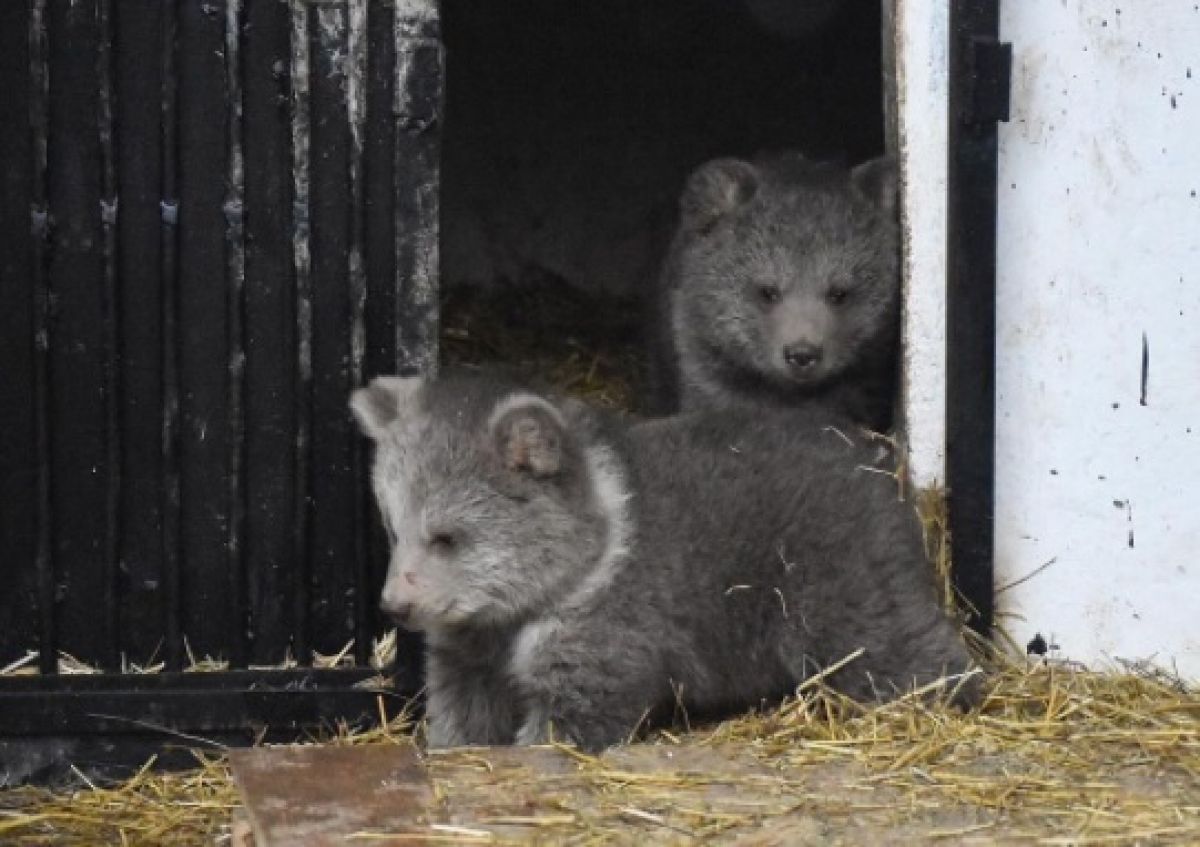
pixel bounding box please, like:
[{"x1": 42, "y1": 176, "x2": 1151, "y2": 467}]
[
  {"x1": 352, "y1": 371, "x2": 977, "y2": 752},
  {"x1": 649, "y1": 152, "x2": 900, "y2": 431}
]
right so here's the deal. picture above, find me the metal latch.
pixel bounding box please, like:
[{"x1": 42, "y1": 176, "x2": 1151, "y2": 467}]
[{"x1": 967, "y1": 36, "x2": 1012, "y2": 125}]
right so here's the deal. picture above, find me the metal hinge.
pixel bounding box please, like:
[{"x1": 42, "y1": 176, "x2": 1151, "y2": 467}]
[{"x1": 966, "y1": 36, "x2": 1012, "y2": 125}]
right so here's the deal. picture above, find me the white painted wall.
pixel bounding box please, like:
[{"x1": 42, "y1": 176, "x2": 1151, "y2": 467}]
[
  {"x1": 894, "y1": 0, "x2": 950, "y2": 489},
  {"x1": 994, "y1": 2, "x2": 1200, "y2": 678}
]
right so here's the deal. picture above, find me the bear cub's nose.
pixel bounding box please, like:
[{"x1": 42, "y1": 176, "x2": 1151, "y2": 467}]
[
  {"x1": 381, "y1": 599, "x2": 414, "y2": 626},
  {"x1": 783, "y1": 342, "x2": 823, "y2": 369}
]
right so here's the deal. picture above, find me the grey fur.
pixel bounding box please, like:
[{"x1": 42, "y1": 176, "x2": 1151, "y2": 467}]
[
  {"x1": 648, "y1": 152, "x2": 901, "y2": 431},
  {"x1": 352, "y1": 371, "x2": 978, "y2": 752}
]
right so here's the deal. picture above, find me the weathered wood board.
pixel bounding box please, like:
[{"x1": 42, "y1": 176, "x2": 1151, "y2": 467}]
[{"x1": 230, "y1": 745, "x2": 434, "y2": 846}]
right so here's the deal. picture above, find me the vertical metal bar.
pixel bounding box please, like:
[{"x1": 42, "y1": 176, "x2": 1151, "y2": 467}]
[
  {"x1": 309, "y1": 2, "x2": 356, "y2": 658},
  {"x1": 347, "y1": 0, "x2": 370, "y2": 666},
  {"x1": 307, "y1": 3, "x2": 354, "y2": 658},
  {"x1": 946, "y1": 0, "x2": 1003, "y2": 636},
  {"x1": 111, "y1": 0, "x2": 168, "y2": 665},
  {"x1": 177, "y1": 0, "x2": 237, "y2": 662},
  {"x1": 392, "y1": 0, "x2": 442, "y2": 377},
  {"x1": 0, "y1": 1, "x2": 38, "y2": 669},
  {"x1": 29, "y1": 0, "x2": 55, "y2": 676},
  {"x1": 160, "y1": 0, "x2": 183, "y2": 672},
  {"x1": 363, "y1": 0, "x2": 398, "y2": 647},
  {"x1": 225, "y1": 0, "x2": 249, "y2": 670},
  {"x1": 241, "y1": 0, "x2": 295, "y2": 665},
  {"x1": 47, "y1": 0, "x2": 109, "y2": 666},
  {"x1": 290, "y1": 0, "x2": 314, "y2": 665},
  {"x1": 97, "y1": 0, "x2": 121, "y2": 670}
]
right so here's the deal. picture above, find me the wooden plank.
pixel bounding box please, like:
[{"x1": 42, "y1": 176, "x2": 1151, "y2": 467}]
[
  {"x1": 227, "y1": 743, "x2": 812, "y2": 845},
  {"x1": 230, "y1": 810, "x2": 256, "y2": 847},
  {"x1": 231, "y1": 745, "x2": 434, "y2": 846}
]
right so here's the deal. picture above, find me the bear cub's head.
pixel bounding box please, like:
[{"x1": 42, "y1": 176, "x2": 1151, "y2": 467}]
[{"x1": 672, "y1": 153, "x2": 900, "y2": 392}]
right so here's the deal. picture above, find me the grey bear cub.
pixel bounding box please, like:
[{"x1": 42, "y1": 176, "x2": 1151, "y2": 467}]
[
  {"x1": 352, "y1": 371, "x2": 978, "y2": 751},
  {"x1": 649, "y1": 152, "x2": 900, "y2": 431}
]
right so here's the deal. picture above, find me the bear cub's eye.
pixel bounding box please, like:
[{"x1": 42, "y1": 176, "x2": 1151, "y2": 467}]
[
  {"x1": 428, "y1": 533, "x2": 457, "y2": 553},
  {"x1": 826, "y1": 286, "x2": 850, "y2": 305},
  {"x1": 757, "y1": 284, "x2": 782, "y2": 304}
]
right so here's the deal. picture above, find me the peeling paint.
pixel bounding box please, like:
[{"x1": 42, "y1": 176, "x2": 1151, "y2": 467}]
[
  {"x1": 225, "y1": 0, "x2": 249, "y2": 666},
  {"x1": 392, "y1": 0, "x2": 442, "y2": 375},
  {"x1": 290, "y1": 1, "x2": 313, "y2": 387},
  {"x1": 316, "y1": 6, "x2": 347, "y2": 82},
  {"x1": 347, "y1": 0, "x2": 368, "y2": 379},
  {"x1": 894, "y1": 0, "x2": 950, "y2": 488},
  {"x1": 346, "y1": 0, "x2": 367, "y2": 154},
  {"x1": 290, "y1": 0, "x2": 314, "y2": 660}
]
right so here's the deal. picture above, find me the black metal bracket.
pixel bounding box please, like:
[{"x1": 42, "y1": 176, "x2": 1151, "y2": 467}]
[
  {"x1": 0, "y1": 669, "x2": 418, "y2": 785},
  {"x1": 0, "y1": 669, "x2": 408, "y2": 737}
]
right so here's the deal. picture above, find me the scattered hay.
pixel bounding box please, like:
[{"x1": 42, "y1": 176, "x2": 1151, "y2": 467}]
[
  {"x1": 1, "y1": 632, "x2": 399, "y2": 680},
  {"x1": 0, "y1": 651, "x2": 110, "y2": 677},
  {"x1": 439, "y1": 276, "x2": 644, "y2": 411},
  {"x1": 914, "y1": 481, "x2": 959, "y2": 617},
  {"x1": 3, "y1": 660, "x2": 1196, "y2": 845},
  {"x1": 0, "y1": 753, "x2": 239, "y2": 846}
]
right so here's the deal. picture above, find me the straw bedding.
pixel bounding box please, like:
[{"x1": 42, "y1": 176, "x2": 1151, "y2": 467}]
[{"x1": 1, "y1": 659, "x2": 1197, "y2": 845}]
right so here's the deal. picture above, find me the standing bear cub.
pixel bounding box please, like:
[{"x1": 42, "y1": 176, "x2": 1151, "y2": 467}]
[
  {"x1": 352, "y1": 371, "x2": 977, "y2": 752},
  {"x1": 649, "y1": 152, "x2": 900, "y2": 431}
]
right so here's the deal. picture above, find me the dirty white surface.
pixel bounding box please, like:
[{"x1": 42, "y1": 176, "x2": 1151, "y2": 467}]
[
  {"x1": 994, "y1": 2, "x2": 1200, "y2": 678},
  {"x1": 893, "y1": 0, "x2": 949, "y2": 489}
]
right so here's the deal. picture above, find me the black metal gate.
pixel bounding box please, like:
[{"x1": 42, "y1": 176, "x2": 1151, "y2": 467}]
[{"x1": 0, "y1": 0, "x2": 440, "y2": 778}]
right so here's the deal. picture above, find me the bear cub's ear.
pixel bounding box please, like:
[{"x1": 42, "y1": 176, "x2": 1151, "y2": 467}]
[
  {"x1": 487, "y1": 394, "x2": 568, "y2": 478},
  {"x1": 850, "y1": 155, "x2": 898, "y2": 218},
  {"x1": 350, "y1": 376, "x2": 423, "y2": 440},
  {"x1": 680, "y1": 158, "x2": 760, "y2": 234}
]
